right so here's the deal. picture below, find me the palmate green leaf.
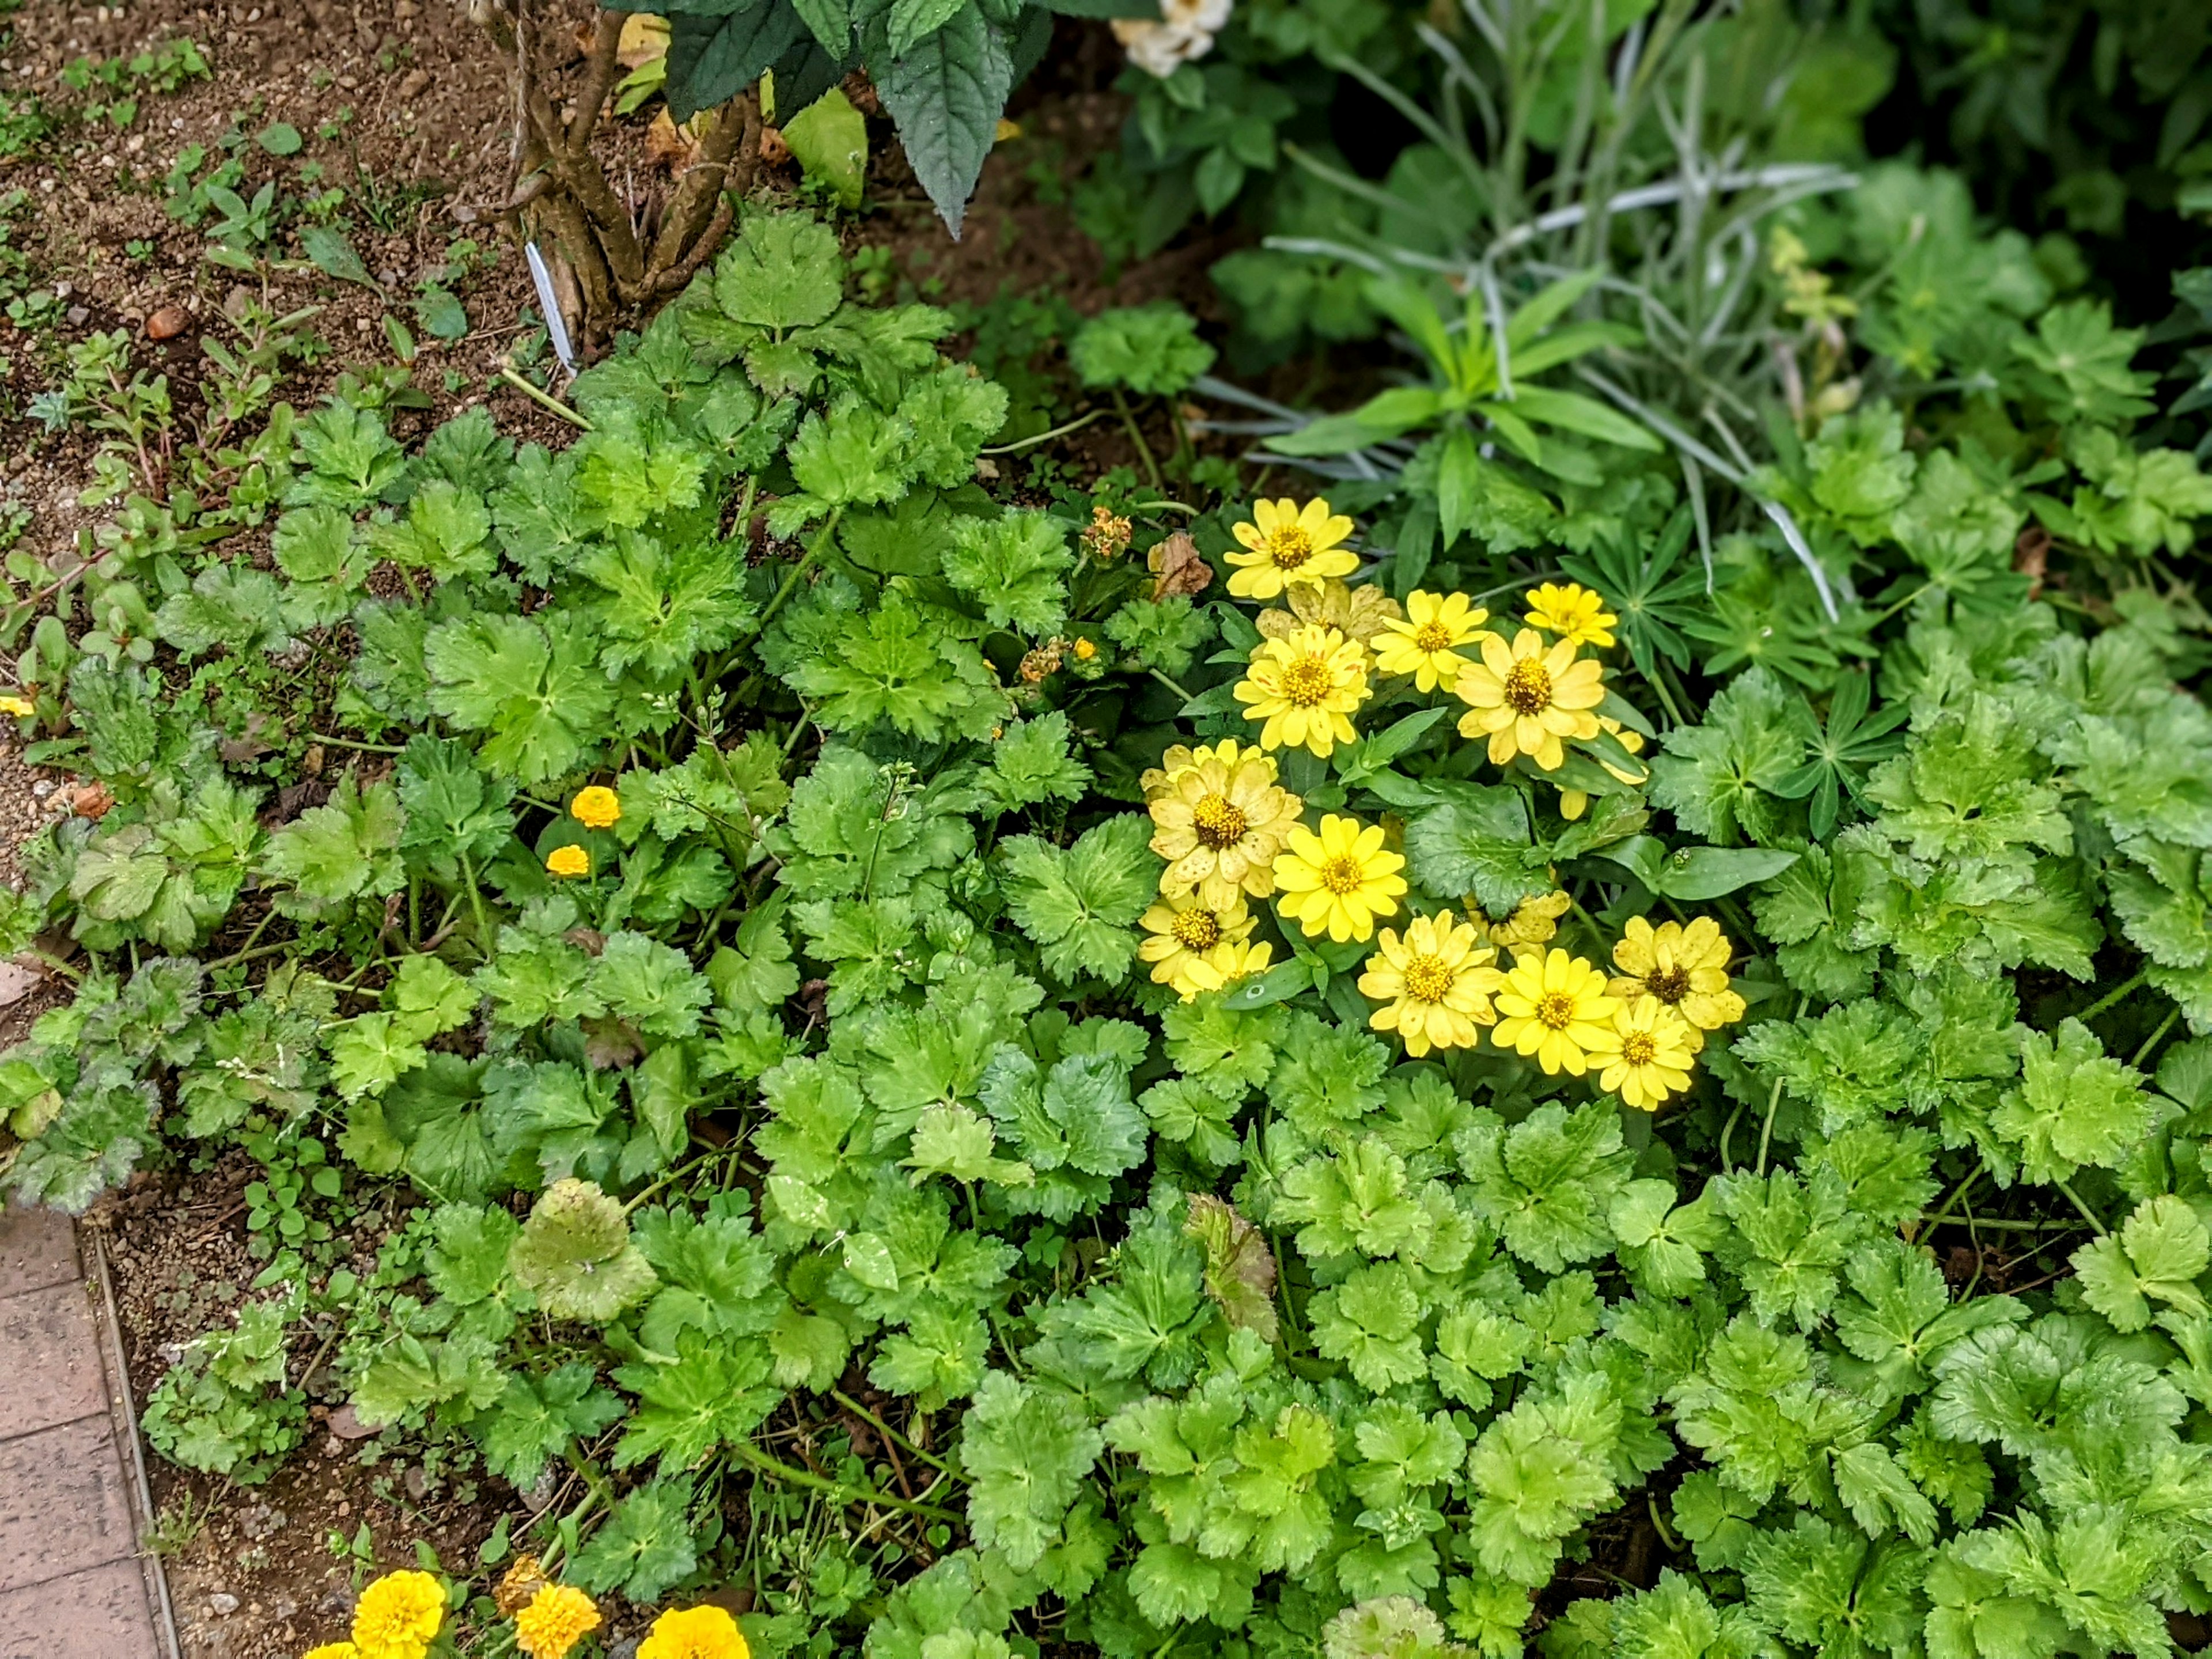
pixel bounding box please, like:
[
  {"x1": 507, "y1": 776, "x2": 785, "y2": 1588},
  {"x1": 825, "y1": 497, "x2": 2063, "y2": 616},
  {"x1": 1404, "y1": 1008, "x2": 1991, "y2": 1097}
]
[
  {"x1": 714, "y1": 207, "x2": 844, "y2": 331},
  {"x1": 1070, "y1": 304, "x2": 1215, "y2": 397},
  {"x1": 957, "y1": 1370, "x2": 1104, "y2": 1571},
  {"x1": 476, "y1": 1362, "x2": 625, "y2": 1490},
  {"x1": 1650, "y1": 666, "x2": 1812, "y2": 847},
  {"x1": 941, "y1": 509, "x2": 1075, "y2": 637},
  {"x1": 1740, "y1": 1516, "x2": 1927, "y2": 1658},
  {"x1": 592, "y1": 930, "x2": 713, "y2": 1040},
  {"x1": 570, "y1": 1478, "x2": 699, "y2": 1603},
  {"x1": 507, "y1": 1179, "x2": 658, "y2": 1324},
  {"x1": 570, "y1": 407, "x2": 711, "y2": 531},
  {"x1": 581, "y1": 531, "x2": 758, "y2": 681},
  {"x1": 612, "y1": 1332, "x2": 782, "y2": 1474},
  {"x1": 396, "y1": 735, "x2": 514, "y2": 876},
  {"x1": 425, "y1": 611, "x2": 618, "y2": 785},
  {"x1": 981, "y1": 711, "x2": 1091, "y2": 810},
  {"x1": 155, "y1": 563, "x2": 295, "y2": 658},
  {"x1": 1454, "y1": 1102, "x2": 1633, "y2": 1273},
  {"x1": 868, "y1": 1299, "x2": 992, "y2": 1408},
  {"x1": 1988, "y1": 1018, "x2": 2153, "y2": 1187},
  {"x1": 2070, "y1": 1194, "x2": 2212, "y2": 1332},
  {"x1": 896, "y1": 363, "x2": 1009, "y2": 487},
  {"x1": 259, "y1": 773, "x2": 406, "y2": 909},
  {"x1": 998, "y1": 815, "x2": 1156, "y2": 983},
  {"x1": 1464, "y1": 1373, "x2": 1622, "y2": 1588},
  {"x1": 776, "y1": 592, "x2": 1004, "y2": 744},
  {"x1": 1032, "y1": 1209, "x2": 1212, "y2": 1389},
  {"x1": 1310, "y1": 1262, "x2": 1427, "y2": 1391}
]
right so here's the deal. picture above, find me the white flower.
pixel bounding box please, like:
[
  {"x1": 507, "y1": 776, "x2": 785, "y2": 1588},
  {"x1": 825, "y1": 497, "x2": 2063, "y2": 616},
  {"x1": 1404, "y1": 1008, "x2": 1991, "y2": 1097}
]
[{"x1": 1113, "y1": 0, "x2": 1232, "y2": 77}]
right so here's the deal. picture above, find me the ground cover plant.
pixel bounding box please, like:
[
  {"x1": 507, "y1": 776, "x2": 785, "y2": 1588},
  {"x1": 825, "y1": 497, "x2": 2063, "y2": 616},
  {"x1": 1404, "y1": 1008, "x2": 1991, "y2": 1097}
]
[{"x1": 6, "y1": 3, "x2": 2212, "y2": 1658}]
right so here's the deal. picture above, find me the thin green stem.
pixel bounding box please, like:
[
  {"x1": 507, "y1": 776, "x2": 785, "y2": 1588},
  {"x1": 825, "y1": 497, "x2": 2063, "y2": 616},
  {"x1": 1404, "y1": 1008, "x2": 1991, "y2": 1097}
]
[
  {"x1": 458, "y1": 851, "x2": 494, "y2": 955},
  {"x1": 2078, "y1": 968, "x2": 2149, "y2": 1025},
  {"x1": 2133, "y1": 1008, "x2": 2181, "y2": 1070},
  {"x1": 309, "y1": 732, "x2": 406, "y2": 754},
  {"x1": 730, "y1": 1441, "x2": 961, "y2": 1524},
  {"x1": 743, "y1": 507, "x2": 844, "y2": 649},
  {"x1": 1110, "y1": 386, "x2": 1165, "y2": 494},
  {"x1": 1149, "y1": 669, "x2": 1194, "y2": 704},
  {"x1": 979, "y1": 408, "x2": 1109, "y2": 454},
  {"x1": 831, "y1": 1390, "x2": 955, "y2": 1476},
  {"x1": 498, "y1": 362, "x2": 592, "y2": 429},
  {"x1": 2055, "y1": 1180, "x2": 2109, "y2": 1238}
]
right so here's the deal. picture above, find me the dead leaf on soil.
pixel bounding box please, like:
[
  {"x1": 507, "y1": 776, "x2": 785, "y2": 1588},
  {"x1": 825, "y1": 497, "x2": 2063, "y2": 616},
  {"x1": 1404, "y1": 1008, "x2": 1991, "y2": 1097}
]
[
  {"x1": 645, "y1": 108, "x2": 699, "y2": 172},
  {"x1": 326, "y1": 1403, "x2": 378, "y2": 1441},
  {"x1": 0, "y1": 960, "x2": 40, "y2": 1007},
  {"x1": 575, "y1": 14, "x2": 669, "y2": 67},
  {"x1": 1148, "y1": 531, "x2": 1213, "y2": 600},
  {"x1": 60, "y1": 779, "x2": 113, "y2": 820}
]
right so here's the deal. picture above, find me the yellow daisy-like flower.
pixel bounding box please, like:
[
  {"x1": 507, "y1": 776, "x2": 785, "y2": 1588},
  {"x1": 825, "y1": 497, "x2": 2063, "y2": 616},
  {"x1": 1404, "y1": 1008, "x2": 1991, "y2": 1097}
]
[
  {"x1": 1139, "y1": 743, "x2": 1205, "y2": 800},
  {"x1": 1272, "y1": 813, "x2": 1407, "y2": 943},
  {"x1": 1453, "y1": 628, "x2": 1606, "y2": 770},
  {"x1": 1357, "y1": 909, "x2": 1506, "y2": 1057},
  {"x1": 1236, "y1": 624, "x2": 1372, "y2": 759},
  {"x1": 1599, "y1": 997, "x2": 1698, "y2": 1111},
  {"x1": 637, "y1": 1605, "x2": 750, "y2": 1659},
  {"x1": 1478, "y1": 888, "x2": 1571, "y2": 949},
  {"x1": 516, "y1": 1585, "x2": 602, "y2": 1659},
  {"x1": 546, "y1": 843, "x2": 592, "y2": 879},
  {"x1": 1371, "y1": 590, "x2": 1490, "y2": 693},
  {"x1": 1205, "y1": 936, "x2": 1273, "y2": 991},
  {"x1": 1138, "y1": 890, "x2": 1259, "y2": 1001},
  {"x1": 570, "y1": 785, "x2": 620, "y2": 830},
  {"x1": 1226, "y1": 497, "x2": 1359, "y2": 599},
  {"x1": 304, "y1": 1646, "x2": 360, "y2": 1659},
  {"x1": 1254, "y1": 578, "x2": 1403, "y2": 647},
  {"x1": 351, "y1": 1569, "x2": 445, "y2": 1659},
  {"x1": 1524, "y1": 582, "x2": 1618, "y2": 648},
  {"x1": 1147, "y1": 739, "x2": 1302, "y2": 907},
  {"x1": 0, "y1": 694, "x2": 32, "y2": 718},
  {"x1": 1609, "y1": 916, "x2": 1745, "y2": 1051},
  {"x1": 1491, "y1": 948, "x2": 1622, "y2": 1076}
]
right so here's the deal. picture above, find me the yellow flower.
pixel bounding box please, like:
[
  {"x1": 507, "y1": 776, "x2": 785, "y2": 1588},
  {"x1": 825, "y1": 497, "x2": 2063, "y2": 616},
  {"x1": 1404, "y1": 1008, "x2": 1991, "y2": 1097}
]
[
  {"x1": 0, "y1": 694, "x2": 32, "y2": 718},
  {"x1": 1226, "y1": 497, "x2": 1359, "y2": 599},
  {"x1": 516, "y1": 1585, "x2": 602, "y2": 1659},
  {"x1": 546, "y1": 843, "x2": 592, "y2": 879},
  {"x1": 1609, "y1": 916, "x2": 1745, "y2": 1051},
  {"x1": 637, "y1": 1605, "x2": 750, "y2": 1659},
  {"x1": 1147, "y1": 738, "x2": 1302, "y2": 907},
  {"x1": 1236, "y1": 624, "x2": 1372, "y2": 759},
  {"x1": 1491, "y1": 948, "x2": 1622, "y2": 1076},
  {"x1": 1524, "y1": 582, "x2": 1617, "y2": 649},
  {"x1": 1073, "y1": 637, "x2": 1099, "y2": 661},
  {"x1": 1253, "y1": 578, "x2": 1403, "y2": 647},
  {"x1": 304, "y1": 1646, "x2": 360, "y2": 1659},
  {"x1": 1357, "y1": 909, "x2": 1506, "y2": 1057},
  {"x1": 351, "y1": 1569, "x2": 445, "y2": 1659},
  {"x1": 1205, "y1": 936, "x2": 1273, "y2": 991},
  {"x1": 1598, "y1": 997, "x2": 1698, "y2": 1111},
  {"x1": 1139, "y1": 743, "x2": 1204, "y2": 800},
  {"x1": 1138, "y1": 891, "x2": 1259, "y2": 1000},
  {"x1": 1478, "y1": 889, "x2": 1571, "y2": 949},
  {"x1": 1372, "y1": 590, "x2": 1490, "y2": 693},
  {"x1": 1272, "y1": 813, "x2": 1407, "y2": 943},
  {"x1": 1453, "y1": 628, "x2": 1605, "y2": 770},
  {"x1": 570, "y1": 785, "x2": 620, "y2": 830}
]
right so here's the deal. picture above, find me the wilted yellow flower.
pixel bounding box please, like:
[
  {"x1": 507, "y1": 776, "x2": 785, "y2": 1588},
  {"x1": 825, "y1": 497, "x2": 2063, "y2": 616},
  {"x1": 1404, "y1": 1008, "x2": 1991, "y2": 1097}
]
[
  {"x1": 1371, "y1": 590, "x2": 1488, "y2": 692},
  {"x1": 1236, "y1": 624, "x2": 1372, "y2": 759},
  {"x1": 516, "y1": 1584, "x2": 602, "y2": 1659},
  {"x1": 495, "y1": 1557, "x2": 551, "y2": 1617},
  {"x1": 1081, "y1": 503, "x2": 1132, "y2": 561},
  {"x1": 1357, "y1": 909, "x2": 1506, "y2": 1057},
  {"x1": 1523, "y1": 582, "x2": 1617, "y2": 648},
  {"x1": 351, "y1": 1569, "x2": 445, "y2": 1659},
  {"x1": 1491, "y1": 948, "x2": 1621, "y2": 1077},
  {"x1": 1253, "y1": 577, "x2": 1403, "y2": 647},
  {"x1": 1598, "y1": 997, "x2": 1698, "y2": 1111},
  {"x1": 304, "y1": 1646, "x2": 360, "y2": 1659},
  {"x1": 1610, "y1": 916, "x2": 1745, "y2": 1051},
  {"x1": 637, "y1": 1605, "x2": 750, "y2": 1659},
  {"x1": 1147, "y1": 738, "x2": 1302, "y2": 907},
  {"x1": 1138, "y1": 890, "x2": 1259, "y2": 1001},
  {"x1": 0, "y1": 694, "x2": 32, "y2": 718},
  {"x1": 1140, "y1": 743, "x2": 1203, "y2": 800},
  {"x1": 1272, "y1": 813, "x2": 1407, "y2": 943},
  {"x1": 1205, "y1": 936, "x2": 1273, "y2": 991},
  {"x1": 546, "y1": 843, "x2": 592, "y2": 879},
  {"x1": 1226, "y1": 497, "x2": 1359, "y2": 599},
  {"x1": 1479, "y1": 889, "x2": 1571, "y2": 948},
  {"x1": 1453, "y1": 628, "x2": 1605, "y2": 770},
  {"x1": 570, "y1": 785, "x2": 620, "y2": 830}
]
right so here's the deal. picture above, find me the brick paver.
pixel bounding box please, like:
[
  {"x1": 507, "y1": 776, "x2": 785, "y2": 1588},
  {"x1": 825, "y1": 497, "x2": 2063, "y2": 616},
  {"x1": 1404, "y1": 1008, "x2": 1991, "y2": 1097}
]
[{"x1": 0, "y1": 1204, "x2": 165, "y2": 1657}]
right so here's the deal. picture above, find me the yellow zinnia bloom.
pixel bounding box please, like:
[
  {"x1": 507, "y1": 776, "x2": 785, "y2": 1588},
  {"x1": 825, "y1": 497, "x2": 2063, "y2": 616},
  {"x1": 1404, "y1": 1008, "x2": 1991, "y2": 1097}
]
[
  {"x1": 351, "y1": 1570, "x2": 445, "y2": 1659},
  {"x1": 1371, "y1": 590, "x2": 1490, "y2": 693},
  {"x1": 1236, "y1": 624, "x2": 1372, "y2": 759},
  {"x1": 1609, "y1": 916, "x2": 1745, "y2": 1051},
  {"x1": 570, "y1": 785, "x2": 620, "y2": 830},
  {"x1": 1139, "y1": 743, "x2": 1205, "y2": 800},
  {"x1": 1598, "y1": 997, "x2": 1698, "y2": 1111},
  {"x1": 516, "y1": 1585, "x2": 602, "y2": 1659},
  {"x1": 304, "y1": 1647, "x2": 359, "y2": 1659},
  {"x1": 1272, "y1": 813, "x2": 1407, "y2": 942},
  {"x1": 1491, "y1": 948, "x2": 1621, "y2": 1076},
  {"x1": 1138, "y1": 890, "x2": 1259, "y2": 1001},
  {"x1": 1205, "y1": 936, "x2": 1273, "y2": 991},
  {"x1": 1147, "y1": 739, "x2": 1302, "y2": 907},
  {"x1": 1523, "y1": 582, "x2": 1617, "y2": 648},
  {"x1": 1453, "y1": 628, "x2": 1605, "y2": 771},
  {"x1": 1357, "y1": 909, "x2": 1506, "y2": 1057},
  {"x1": 1478, "y1": 888, "x2": 1571, "y2": 949},
  {"x1": 1226, "y1": 497, "x2": 1359, "y2": 599},
  {"x1": 546, "y1": 843, "x2": 592, "y2": 879},
  {"x1": 638, "y1": 1605, "x2": 751, "y2": 1659}
]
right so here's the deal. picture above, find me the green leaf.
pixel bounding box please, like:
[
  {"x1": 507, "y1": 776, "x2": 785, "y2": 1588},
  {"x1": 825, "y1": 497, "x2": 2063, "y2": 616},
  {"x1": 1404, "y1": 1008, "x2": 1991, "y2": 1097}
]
[
  {"x1": 665, "y1": 2, "x2": 808, "y2": 122},
  {"x1": 942, "y1": 510, "x2": 1073, "y2": 635},
  {"x1": 998, "y1": 816, "x2": 1156, "y2": 983},
  {"x1": 507, "y1": 1179, "x2": 658, "y2": 1324},
  {"x1": 259, "y1": 774, "x2": 406, "y2": 910},
  {"x1": 425, "y1": 612, "x2": 618, "y2": 785},
  {"x1": 570, "y1": 1479, "x2": 699, "y2": 1603},
  {"x1": 783, "y1": 87, "x2": 870, "y2": 209},
  {"x1": 613, "y1": 1332, "x2": 782, "y2": 1474},
  {"x1": 299, "y1": 225, "x2": 378, "y2": 291},
  {"x1": 715, "y1": 207, "x2": 844, "y2": 330},
  {"x1": 958, "y1": 1370, "x2": 1105, "y2": 1570},
  {"x1": 2070, "y1": 1194, "x2": 2211, "y2": 1331},
  {"x1": 873, "y1": 6, "x2": 1009, "y2": 237},
  {"x1": 1070, "y1": 304, "x2": 1215, "y2": 397},
  {"x1": 1988, "y1": 1018, "x2": 2153, "y2": 1187},
  {"x1": 477, "y1": 1363, "x2": 624, "y2": 1490}
]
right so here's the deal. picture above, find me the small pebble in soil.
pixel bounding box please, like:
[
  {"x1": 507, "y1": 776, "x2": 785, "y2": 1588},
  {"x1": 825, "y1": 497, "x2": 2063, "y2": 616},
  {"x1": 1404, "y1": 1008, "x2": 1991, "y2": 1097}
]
[
  {"x1": 209, "y1": 1593, "x2": 240, "y2": 1616},
  {"x1": 147, "y1": 306, "x2": 191, "y2": 341}
]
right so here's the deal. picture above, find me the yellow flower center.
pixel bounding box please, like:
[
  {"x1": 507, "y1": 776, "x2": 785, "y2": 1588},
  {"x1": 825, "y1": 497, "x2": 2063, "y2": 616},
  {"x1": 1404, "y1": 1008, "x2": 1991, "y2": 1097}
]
[
  {"x1": 1535, "y1": 991, "x2": 1578, "y2": 1029},
  {"x1": 1646, "y1": 965, "x2": 1691, "y2": 1003},
  {"x1": 1191, "y1": 792, "x2": 1249, "y2": 849},
  {"x1": 1267, "y1": 527, "x2": 1314, "y2": 569},
  {"x1": 1412, "y1": 622, "x2": 1455, "y2": 653},
  {"x1": 1280, "y1": 656, "x2": 1333, "y2": 707},
  {"x1": 1320, "y1": 855, "x2": 1366, "y2": 895},
  {"x1": 1403, "y1": 955, "x2": 1454, "y2": 1003},
  {"x1": 1621, "y1": 1030, "x2": 1658, "y2": 1066},
  {"x1": 1171, "y1": 909, "x2": 1223, "y2": 950},
  {"x1": 1505, "y1": 658, "x2": 1554, "y2": 715}
]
